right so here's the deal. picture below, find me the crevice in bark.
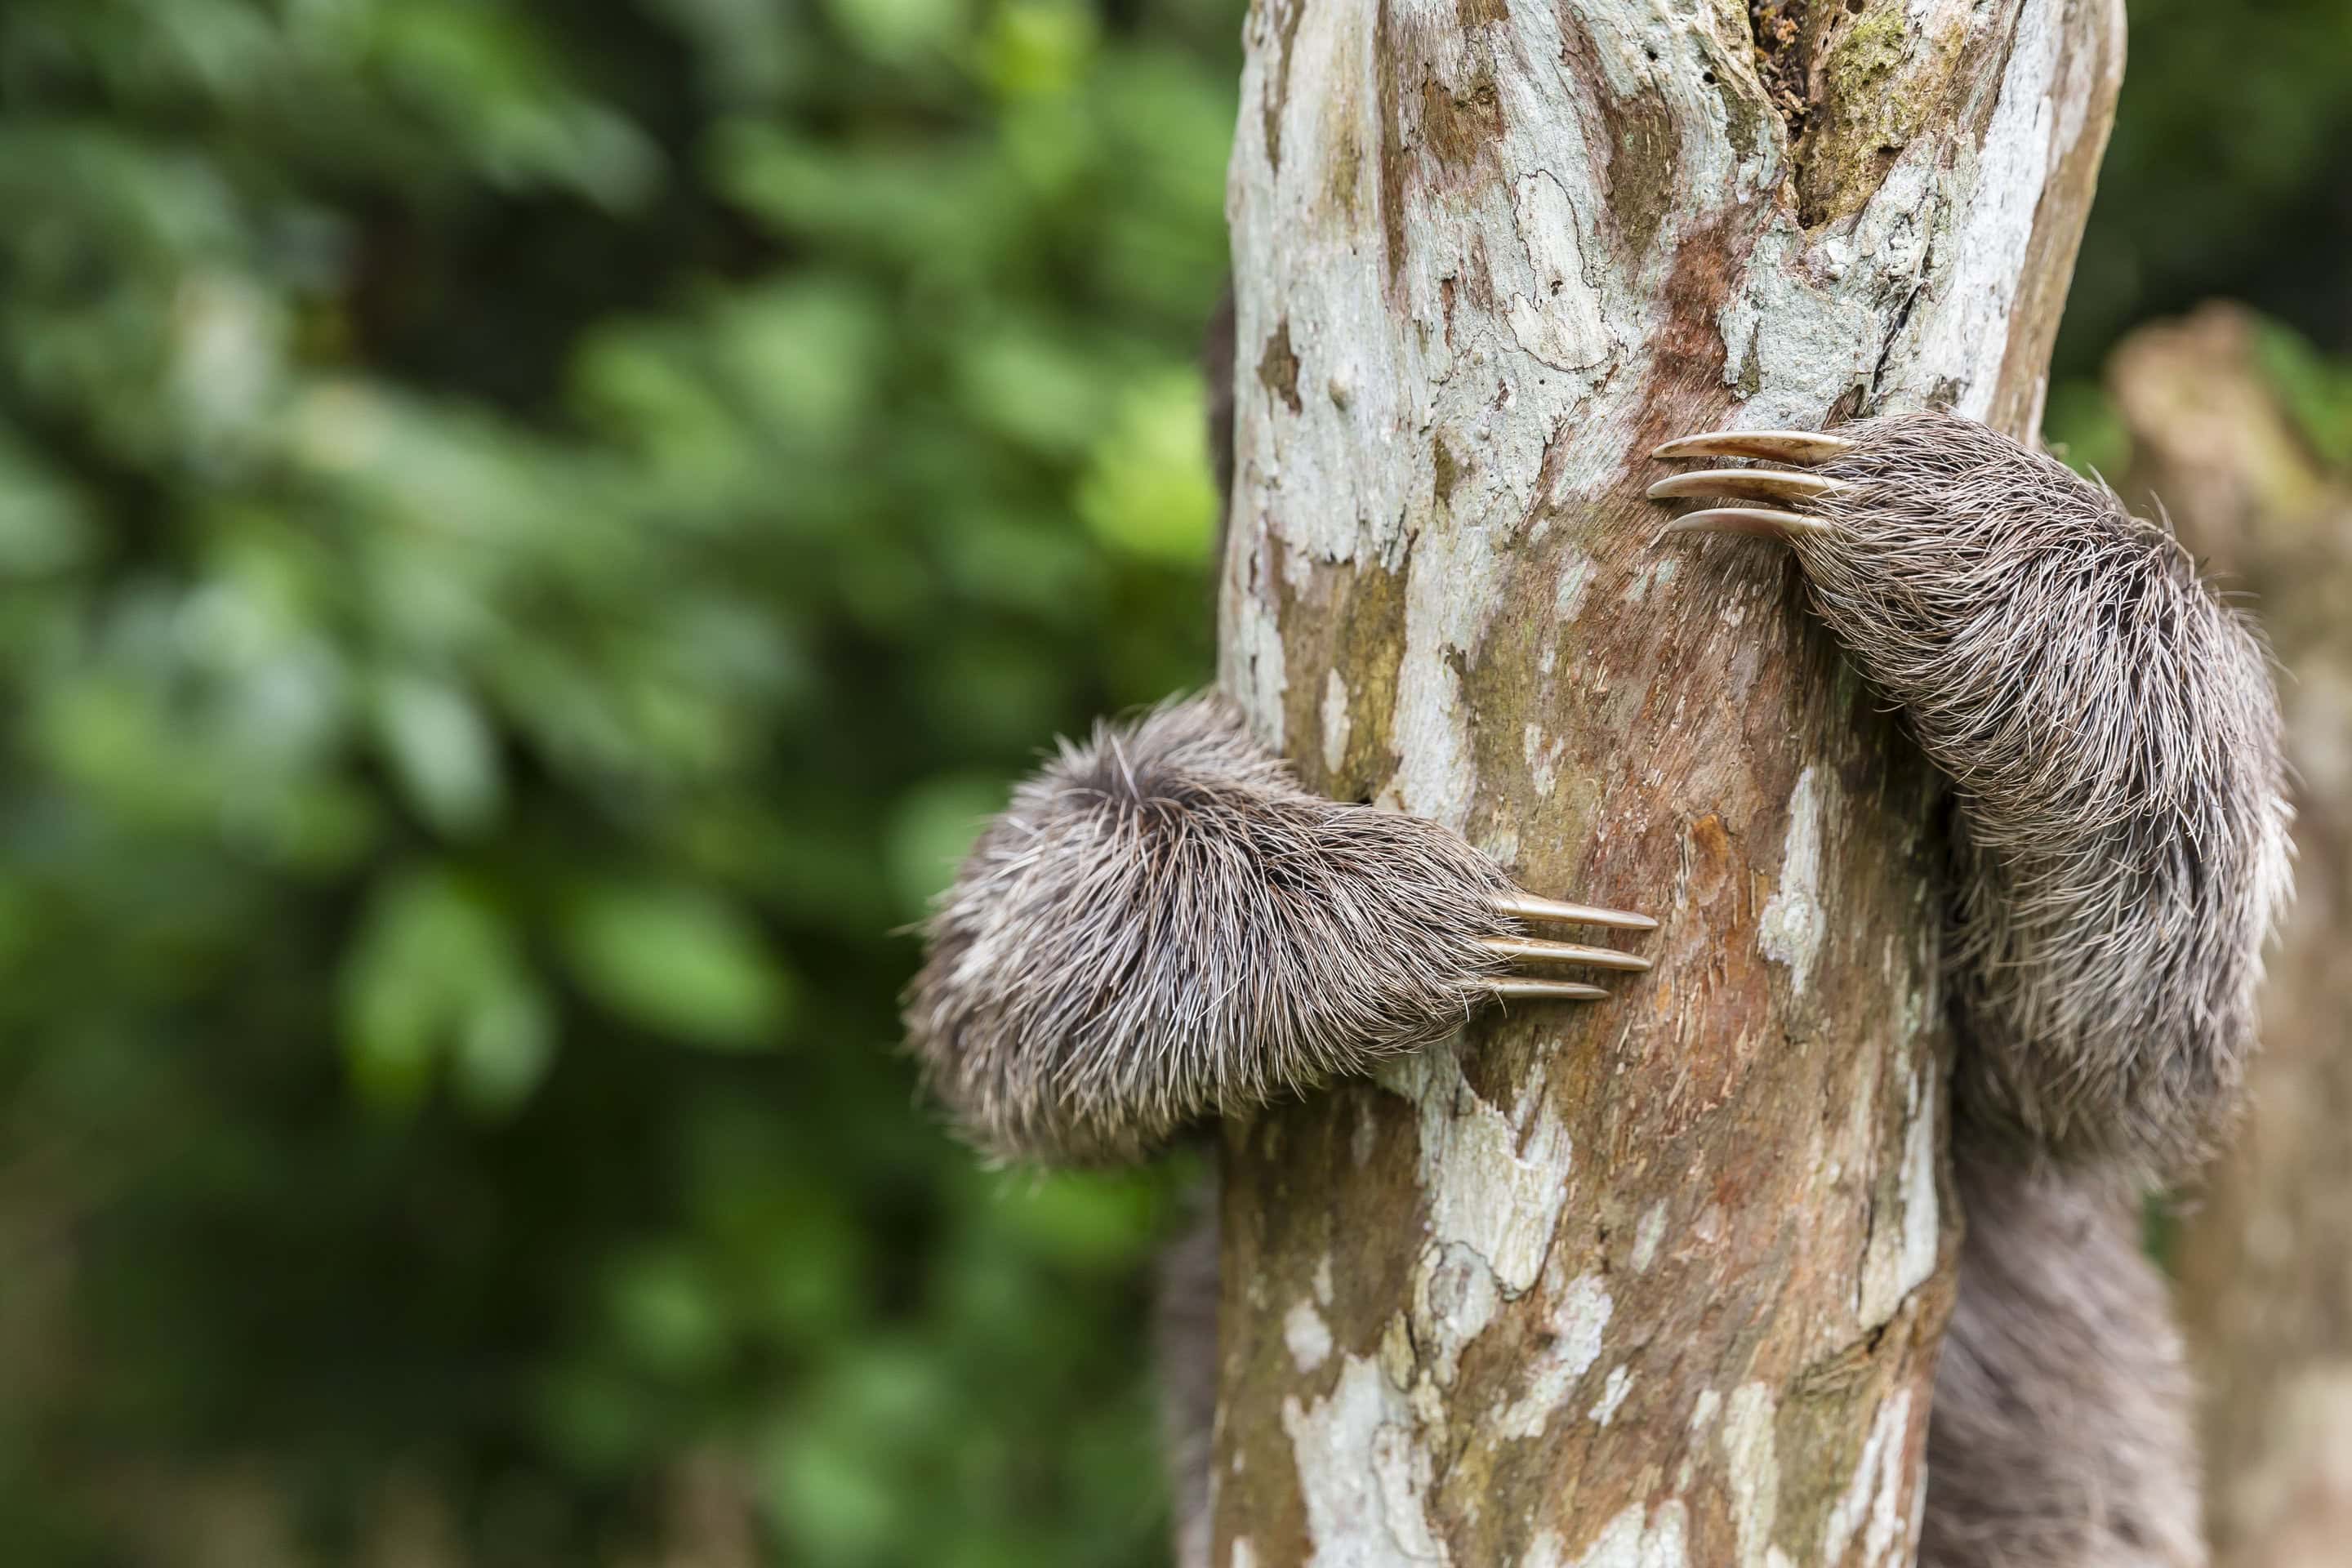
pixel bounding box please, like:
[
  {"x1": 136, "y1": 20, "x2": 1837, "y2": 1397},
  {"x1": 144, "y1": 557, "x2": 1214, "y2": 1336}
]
[
  {"x1": 1740, "y1": 0, "x2": 1998, "y2": 233},
  {"x1": 1258, "y1": 0, "x2": 1307, "y2": 172},
  {"x1": 1748, "y1": 0, "x2": 1816, "y2": 137}
]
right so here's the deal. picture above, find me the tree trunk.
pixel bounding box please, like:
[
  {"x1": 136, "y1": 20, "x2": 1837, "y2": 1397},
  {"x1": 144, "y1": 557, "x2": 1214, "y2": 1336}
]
[
  {"x1": 2129, "y1": 305, "x2": 2352, "y2": 1568},
  {"x1": 1209, "y1": 0, "x2": 2123, "y2": 1560}
]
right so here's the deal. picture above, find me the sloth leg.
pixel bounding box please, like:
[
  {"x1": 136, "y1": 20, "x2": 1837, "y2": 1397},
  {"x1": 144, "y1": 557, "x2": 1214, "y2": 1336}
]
[
  {"x1": 1650, "y1": 415, "x2": 2281, "y2": 1567},
  {"x1": 1920, "y1": 1162, "x2": 2203, "y2": 1568},
  {"x1": 1649, "y1": 412, "x2": 2291, "y2": 1179},
  {"x1": 904, "y1": 694, "x2": 1653, "y2": 1165}
]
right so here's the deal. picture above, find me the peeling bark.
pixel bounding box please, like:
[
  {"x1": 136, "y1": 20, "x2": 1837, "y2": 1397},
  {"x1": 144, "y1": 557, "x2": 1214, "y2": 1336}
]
[
  {"x1": 1209, "y1": 0, "x2": 2123, "y2": 1561},
  {"x1": 2132, "y1": 306, "x2": 2352, "y2": 1568}
]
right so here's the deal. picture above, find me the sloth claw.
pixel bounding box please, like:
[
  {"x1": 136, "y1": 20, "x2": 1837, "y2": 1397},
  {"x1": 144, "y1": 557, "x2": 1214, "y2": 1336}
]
[
  {"x1": 1648, "y1": 428, "x2": 1847, "y2": 542},
  {"x1": 1650, "y1": 430, "x2": 1853, "y2": 464},
  {"x1": 1645, "y1": 467, "x2": 1843, "y2": 505},
  {"x1": 1477, "y1": 890, "x2": 1655, "y2": 1002},
  {"x1": 1489, "y1": 890, "x2": 1656, "y2": 930},
  {"x1": 1480, "y1": 934, "x2": 1653, "y2": 972},
  {"x1": 1662, "y1": 506, "x2": 1834, "y2": 541},
  {"x1": 1482, "y1": 978, "x2": 1611, "y2": 1004}
]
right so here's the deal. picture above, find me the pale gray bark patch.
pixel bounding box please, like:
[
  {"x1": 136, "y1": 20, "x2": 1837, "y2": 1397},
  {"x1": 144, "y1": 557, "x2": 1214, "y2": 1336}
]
[
  {"x1": 1287, "y1": 1299, "x2": 1335, "y2": 1373},
  {"x1": 1757, "y1": 765, "x2": 1828, "y2": 993},
  {"x1": 1280, "y1": 1356, "x2": 1438, "y2": 1566},
  {"x1": 1823, "y1": 1390, "x2": 1918, "y2": 1568},
  {"x1": 1526, "y1": 1500, "x2": 1691, "y2": 1568},
  {"x1": 1377, "y1": 1045, "x2": 1575, "y2": 1297},
  {"x1": 1497, "y1": 1272, "x2": 1614, "y2": 1438}
]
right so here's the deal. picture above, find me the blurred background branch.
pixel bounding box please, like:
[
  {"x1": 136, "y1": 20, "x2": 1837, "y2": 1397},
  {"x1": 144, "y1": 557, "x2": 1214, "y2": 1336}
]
[
  {"x1": 0, "y1": 0, "x2": 2345, "y2": 1564},
  {"x1": 2105, "y1": 305, "x2": 2352, "y2": 1568}
]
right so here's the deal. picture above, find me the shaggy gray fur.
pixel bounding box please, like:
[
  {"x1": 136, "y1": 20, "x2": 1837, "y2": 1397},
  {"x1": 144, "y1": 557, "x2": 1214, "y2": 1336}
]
[
  {"x1": 902, "y1": 408, "x2": 2292, "y2": 1568},
  {"x1": 904, "y1": 694, "x2": 1517, "y2": 1165},
  {"x1": 1808, "y1": 412, "x2": 2293, "y2": 1179}
]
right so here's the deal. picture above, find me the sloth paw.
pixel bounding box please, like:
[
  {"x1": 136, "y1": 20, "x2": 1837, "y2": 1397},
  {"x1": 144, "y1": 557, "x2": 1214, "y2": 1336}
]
[
  {"x1": 1646, "y1": 412, "x2": 2291, "y2": 1176},
  {"x1": 906, "y1": 694, "x2": 1655, "y2": 1162},
  {"x1": 1637, "y1": 410, "x2": 2226, "y2": 767}
]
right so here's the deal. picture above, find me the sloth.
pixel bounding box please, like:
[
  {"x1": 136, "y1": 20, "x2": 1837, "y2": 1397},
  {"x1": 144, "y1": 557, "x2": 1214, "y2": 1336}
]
[{"x1": 902, "y1": 403, "x2": 2292, "y2": 1566}]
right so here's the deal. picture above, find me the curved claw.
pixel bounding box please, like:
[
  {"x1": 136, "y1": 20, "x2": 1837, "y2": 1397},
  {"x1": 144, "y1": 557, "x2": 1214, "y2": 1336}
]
[
  {"x1": 1646, "y1": 468, "x2": 1843, "y2": 505},
  {"x1": 1481, "y1": 978, "x2": 1610, "y2": 1003},
  {"x1": 1651, "y1": 430, "x2": 1854, "y2": 465},
  {"x1": 1490, "y1": 891, "x2": 1657, "y2": 931},
  {"x1": 1477, "y1": 890, "x2": 1656, "y2": 1004},
  {"x1": 1480, "y1": 934, "x2": 1653, "y2": 973},
  {"x1": 1663, "y1": 506, "x2": 1833, "y2": 542}
]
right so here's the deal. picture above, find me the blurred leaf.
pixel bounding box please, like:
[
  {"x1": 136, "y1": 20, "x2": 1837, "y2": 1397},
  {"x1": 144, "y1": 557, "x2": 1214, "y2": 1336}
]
[
  {"x1": 562, "y1": 881, "x2": 793, "y2": 1049},
  {"x1": 711, "y1": 121, "x2": 1009, "y2": 266},
  {"x1": 823, "y1": 0, "x2": 974, "y2": 66},
  {"x1": 711, "y1": 275, "x2": 892, "y2": 455},
  {"x1": 648, "y1": 0, "x2": 797, "y2": 102},
  {"x1": 1076, "y1": 367, "x2": 1217, "y2": 564},
  {"x1": 2043, "y1": 380, "x2": 2133, "y2": 484},
  {"x1": 609, "y1": 1250, "x2": 729, "y2": 1379},
  {"x1": 452, "y1": 978, "x2": 557, "y2": 1116},
  {"x1": 372, "y1": 671, "x2": 505, "y2": 835},
  {"x1": 973, "y1": 1165, "x2": 1175, "y2": 1270},
  {"x1": 951, "y1": 322, "x2": 1114, "y2": 456},
  {"x1": 370, "y1": 0, "x2": 666, "y2": 208},
  {"x1": 2253, "y1": 315, "x2": 2352, "y2": 470},
  {"x1": 884, "y1": 773, "x2": 1008, "y2": 916},
  {"x1": 0, "y1": 429, "x2": 92, "y2": 573},
  {"x1": 759, "y1": 1417, "x2": 899, "y2": 1561},
  {"x1": 341, "y1": 866, "x2": 551, "y2": 1114},
  {"x1": 977, "y1": 0, "x2": 1099, "y2": 100}
]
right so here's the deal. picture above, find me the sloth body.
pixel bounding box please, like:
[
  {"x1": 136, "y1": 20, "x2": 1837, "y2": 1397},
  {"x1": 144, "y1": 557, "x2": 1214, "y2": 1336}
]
[{"x1": 905, "y1": 410, "x2": 2292, "y2": 1567}]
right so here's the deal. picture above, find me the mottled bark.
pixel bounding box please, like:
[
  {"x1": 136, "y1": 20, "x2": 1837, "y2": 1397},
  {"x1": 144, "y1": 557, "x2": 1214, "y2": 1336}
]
[
  {"x1": 2135, "y1": 306, "x2": 2352, "y2": 1568},
  {"x1": 1209, "y1": 0, "x2": 2123, "y2": 1561}
]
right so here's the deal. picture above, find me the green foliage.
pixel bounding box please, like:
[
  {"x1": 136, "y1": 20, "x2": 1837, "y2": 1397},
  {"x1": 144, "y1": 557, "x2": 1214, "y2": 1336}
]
[
  {"x1": 0, "y1": 0, "x2": 2345, "y2": 1563},
  {"x1": 0, "y1": 0, "x2": 1227, "y2": 1561},
  {"x1": 2052, "y1": 0, "x2": 2352, "y2": 381}
]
